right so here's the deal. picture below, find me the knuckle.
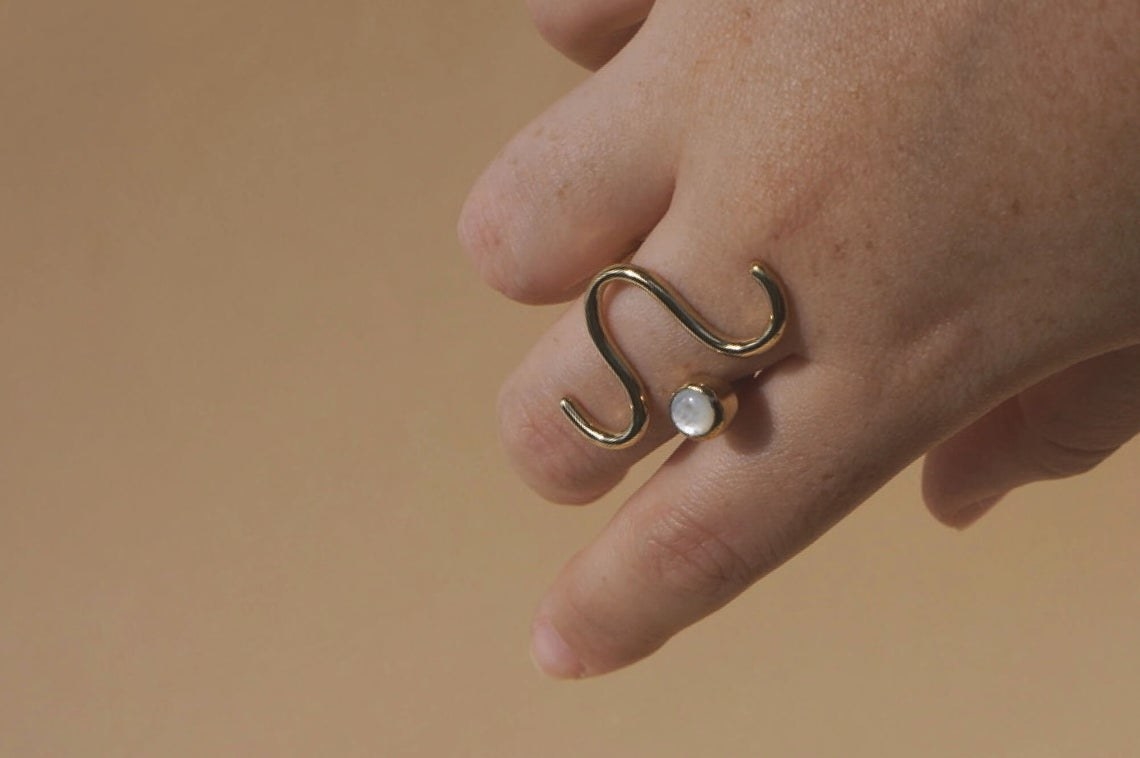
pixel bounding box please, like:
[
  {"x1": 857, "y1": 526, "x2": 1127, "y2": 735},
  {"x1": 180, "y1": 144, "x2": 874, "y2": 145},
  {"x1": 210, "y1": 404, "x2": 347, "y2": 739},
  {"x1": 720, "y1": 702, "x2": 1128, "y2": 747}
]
[
  {"x1": 497, "y1": 384, "x2": 612, "y2": 503},
  {"x1": 1019, "y1": 401, "x2": 1124, "y2": 479},
  {"x1": 457, "y1": 185, "x2": 552, "y2": 304},
  {"x1": 1022, "y1": 428, "x2": 1118, "y2": 478},
  {"x1": 525, "y1": 0, "x2": 576, "y2": 51},
  {"x1": 639, "y1": 505, "x2": 756, "y2": 601},
  {"x1": 455, "y1": 187, "x2": 501, "y2": 264},
  {"x1": 457, "y1": 191, "x2": 520, "y2": 294}
]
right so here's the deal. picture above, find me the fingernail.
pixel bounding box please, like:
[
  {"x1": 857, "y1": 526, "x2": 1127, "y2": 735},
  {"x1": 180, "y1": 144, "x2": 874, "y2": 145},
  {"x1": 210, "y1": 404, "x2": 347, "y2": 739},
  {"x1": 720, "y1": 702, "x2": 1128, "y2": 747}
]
[
  {"x1": 530, "y1": 620, "x2": 584, "y2": 680},
  {"x1": 947, "y1": 494, "x2": 1004, "y2": 530}
]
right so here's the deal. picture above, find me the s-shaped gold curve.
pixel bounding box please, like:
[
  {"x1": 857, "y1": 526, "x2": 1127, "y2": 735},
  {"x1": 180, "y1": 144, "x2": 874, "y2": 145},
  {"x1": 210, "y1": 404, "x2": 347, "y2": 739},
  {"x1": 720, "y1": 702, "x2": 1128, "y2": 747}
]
[{"x1": 560, "y1": 262, "x2": 788, "y2": 448}]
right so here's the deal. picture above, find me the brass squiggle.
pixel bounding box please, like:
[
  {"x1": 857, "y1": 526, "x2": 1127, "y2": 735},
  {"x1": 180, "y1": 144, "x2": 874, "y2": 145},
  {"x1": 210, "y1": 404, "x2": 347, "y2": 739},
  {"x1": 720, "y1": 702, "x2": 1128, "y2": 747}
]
[{"x1": 560, "y1": 262, "x2": 788, "y2": 448}]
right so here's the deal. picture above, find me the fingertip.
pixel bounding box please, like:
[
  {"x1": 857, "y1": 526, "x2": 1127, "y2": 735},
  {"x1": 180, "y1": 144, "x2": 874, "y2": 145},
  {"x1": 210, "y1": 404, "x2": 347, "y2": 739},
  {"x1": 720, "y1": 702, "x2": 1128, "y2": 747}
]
[
  {"x1": 921, "y1": 438, "x2": 1008, "y2": 529},
  {"x1": 529, "y1": 618, "x2": 586, "y2": 680},
  {"x1": 533, "y1": 565, "x2": 673, "y2": 679},
  {"x1": 934, "y1": 493, "x2": 1005, "y2": 531}
]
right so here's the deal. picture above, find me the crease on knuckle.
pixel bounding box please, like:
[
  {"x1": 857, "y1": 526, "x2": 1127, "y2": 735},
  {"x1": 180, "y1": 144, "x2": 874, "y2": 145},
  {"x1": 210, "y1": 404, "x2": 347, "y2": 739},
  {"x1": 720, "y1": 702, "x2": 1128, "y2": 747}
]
[
  {"x1": 1018, "y1": 401, "x2": 1121, "y2": 478},
  {"x1": 1022, "y1": 432, "x2": 1119, "y2": 478},
  {"x1": 640, "y1": 505, "x2": 756, "y2": 601}
]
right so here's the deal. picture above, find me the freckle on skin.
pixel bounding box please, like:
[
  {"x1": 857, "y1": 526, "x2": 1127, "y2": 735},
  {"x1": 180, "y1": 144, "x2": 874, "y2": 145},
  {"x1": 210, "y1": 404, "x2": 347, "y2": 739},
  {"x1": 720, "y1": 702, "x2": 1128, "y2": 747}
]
[{"x1": 832, "y1": 239, "x2": 849, "y2": 262}]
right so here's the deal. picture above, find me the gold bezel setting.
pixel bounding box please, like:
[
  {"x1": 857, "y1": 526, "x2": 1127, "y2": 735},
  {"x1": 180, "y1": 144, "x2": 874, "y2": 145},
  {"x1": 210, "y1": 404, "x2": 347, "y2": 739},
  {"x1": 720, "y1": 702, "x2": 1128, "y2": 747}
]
[{"x1": 669, "y1": 380, "x2": 738, "y2": 441}]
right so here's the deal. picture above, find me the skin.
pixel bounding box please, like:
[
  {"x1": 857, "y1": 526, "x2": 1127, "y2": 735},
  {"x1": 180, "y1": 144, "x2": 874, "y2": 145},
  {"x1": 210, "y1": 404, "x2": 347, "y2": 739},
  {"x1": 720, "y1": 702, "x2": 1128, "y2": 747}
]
[{"x1": 458, "y1": 0, "x2": 1140, "y2": 679}]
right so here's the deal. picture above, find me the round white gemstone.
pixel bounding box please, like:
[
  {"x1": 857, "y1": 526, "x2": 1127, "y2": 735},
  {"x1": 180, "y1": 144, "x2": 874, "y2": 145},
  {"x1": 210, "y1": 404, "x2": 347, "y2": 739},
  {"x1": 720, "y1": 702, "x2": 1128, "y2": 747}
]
[{"x1": 670, "y1": 386, "x2": 718, "y2": 438}]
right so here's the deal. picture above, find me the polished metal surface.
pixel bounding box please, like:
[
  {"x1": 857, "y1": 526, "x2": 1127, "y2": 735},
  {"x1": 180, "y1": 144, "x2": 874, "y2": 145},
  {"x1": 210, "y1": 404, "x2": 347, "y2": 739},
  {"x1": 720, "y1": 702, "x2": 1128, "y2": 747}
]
[{"x1": 561, "y1": 262, "x2": 788, "y2": 448}]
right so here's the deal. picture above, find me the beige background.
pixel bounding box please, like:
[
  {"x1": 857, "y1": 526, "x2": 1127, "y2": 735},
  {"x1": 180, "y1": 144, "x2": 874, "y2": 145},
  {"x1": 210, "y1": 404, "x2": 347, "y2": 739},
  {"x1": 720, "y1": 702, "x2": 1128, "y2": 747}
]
[{"x1": 1, "y1": 2, "x2": 1138, "y2": 756}]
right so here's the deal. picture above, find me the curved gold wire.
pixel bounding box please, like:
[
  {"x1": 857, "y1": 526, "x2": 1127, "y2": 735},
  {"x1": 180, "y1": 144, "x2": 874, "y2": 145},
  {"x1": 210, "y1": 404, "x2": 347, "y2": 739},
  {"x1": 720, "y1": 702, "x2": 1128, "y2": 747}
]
[{"x1": 560, "y1": 262, "x2": 788, "y2": 448}]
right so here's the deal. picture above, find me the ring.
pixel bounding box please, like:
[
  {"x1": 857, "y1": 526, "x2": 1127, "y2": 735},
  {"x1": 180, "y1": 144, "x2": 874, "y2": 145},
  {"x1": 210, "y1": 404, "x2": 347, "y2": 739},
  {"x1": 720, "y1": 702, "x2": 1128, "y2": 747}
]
[{"x1": 560, "y1": 262, "x2": 788, "y2": 448}]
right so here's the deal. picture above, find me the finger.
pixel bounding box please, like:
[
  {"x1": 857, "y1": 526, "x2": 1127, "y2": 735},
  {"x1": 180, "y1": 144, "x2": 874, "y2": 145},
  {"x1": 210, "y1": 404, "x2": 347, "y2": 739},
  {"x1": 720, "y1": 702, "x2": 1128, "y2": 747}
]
[
  {"x1": 497, "y1": 207, "x2": 801, "y2": 505},
  {"x1": 529, "y1": 357, "x2": 921, "y2": 678},
  {"x1": 526, "y1": 0, "x2": 654, "y2": 70},
  {"x1": 923, "y1": 344, "x2": 1140, "y2": 529},
  {"x1": 458, "y1": 51, "x2": 677, "y2": 305}
]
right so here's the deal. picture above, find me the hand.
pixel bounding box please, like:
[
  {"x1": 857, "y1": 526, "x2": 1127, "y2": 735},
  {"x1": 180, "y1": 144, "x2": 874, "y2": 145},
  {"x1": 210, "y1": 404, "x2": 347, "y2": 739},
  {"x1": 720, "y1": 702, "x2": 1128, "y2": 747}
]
[{"x1": 459, "y1": 0, "x2": 1140, "y2": 678}]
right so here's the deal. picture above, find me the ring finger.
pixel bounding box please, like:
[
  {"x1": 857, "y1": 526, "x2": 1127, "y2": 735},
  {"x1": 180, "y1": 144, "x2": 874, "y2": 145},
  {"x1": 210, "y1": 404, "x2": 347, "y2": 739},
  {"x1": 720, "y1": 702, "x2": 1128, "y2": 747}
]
[{"x1": 497, "y1": 199, "x2": 805, "y2": 505}]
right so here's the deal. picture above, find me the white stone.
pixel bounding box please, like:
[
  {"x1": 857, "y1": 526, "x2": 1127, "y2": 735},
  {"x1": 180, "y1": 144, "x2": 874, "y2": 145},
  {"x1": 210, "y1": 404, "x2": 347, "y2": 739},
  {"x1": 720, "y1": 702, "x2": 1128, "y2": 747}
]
[{"x1": 670, "y1": 386, "x2": 717, "y2": 438}]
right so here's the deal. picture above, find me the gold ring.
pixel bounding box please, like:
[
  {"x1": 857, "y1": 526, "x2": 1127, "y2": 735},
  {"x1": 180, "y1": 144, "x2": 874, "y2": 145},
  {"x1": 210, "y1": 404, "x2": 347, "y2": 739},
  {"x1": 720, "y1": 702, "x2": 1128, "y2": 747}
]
[{"x1": 560, "y1": 262, "x2": 788, "y2": 448}]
